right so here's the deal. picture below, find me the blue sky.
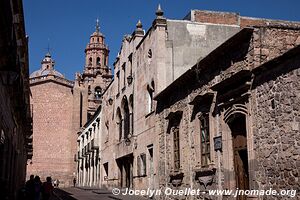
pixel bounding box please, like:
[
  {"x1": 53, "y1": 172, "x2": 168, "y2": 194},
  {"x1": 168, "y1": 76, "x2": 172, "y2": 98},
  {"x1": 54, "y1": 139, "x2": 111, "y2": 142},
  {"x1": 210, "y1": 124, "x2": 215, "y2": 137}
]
[{"x1": 23, "y1": 0, "x2": 300, "y2": 80}]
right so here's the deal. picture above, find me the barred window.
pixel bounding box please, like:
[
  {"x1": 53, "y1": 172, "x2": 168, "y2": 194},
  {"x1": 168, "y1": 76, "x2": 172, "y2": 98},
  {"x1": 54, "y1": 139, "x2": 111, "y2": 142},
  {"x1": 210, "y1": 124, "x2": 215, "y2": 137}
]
[
  {"x1": 173, "y1": 127, "x2": 180, "y2": 170},
  {"x1": 200, "y1": 114, "x2": 210, "y2": 166}
]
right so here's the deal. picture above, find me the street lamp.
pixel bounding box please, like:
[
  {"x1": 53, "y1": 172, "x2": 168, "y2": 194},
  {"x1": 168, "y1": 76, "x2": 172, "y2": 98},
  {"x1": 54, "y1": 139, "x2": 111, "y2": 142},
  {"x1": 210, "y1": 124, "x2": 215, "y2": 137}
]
[
  {"x1": 124, "y1": 137, "x2": 131, "y2": 146},
  {"x1": 127, "y1": 75, "x2": 133, "y2": 85}
]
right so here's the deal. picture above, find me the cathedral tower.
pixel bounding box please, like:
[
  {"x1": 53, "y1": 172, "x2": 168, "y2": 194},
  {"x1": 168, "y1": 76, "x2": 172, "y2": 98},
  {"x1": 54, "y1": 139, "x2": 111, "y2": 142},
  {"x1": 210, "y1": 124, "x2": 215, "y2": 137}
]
[{"x1": 73, "y1": 20, "x2": 112, "y2": 131}]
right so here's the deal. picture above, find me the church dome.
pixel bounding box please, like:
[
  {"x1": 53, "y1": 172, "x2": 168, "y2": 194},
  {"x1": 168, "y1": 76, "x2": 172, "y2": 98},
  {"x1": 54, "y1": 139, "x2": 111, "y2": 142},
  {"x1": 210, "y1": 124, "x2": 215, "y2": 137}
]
[
  {"x1": 30, "y1": 68, "x2": 64, "y2": 78},
  {"x1": 30, "y1": 53, "x2": 64, "y2": 78}
]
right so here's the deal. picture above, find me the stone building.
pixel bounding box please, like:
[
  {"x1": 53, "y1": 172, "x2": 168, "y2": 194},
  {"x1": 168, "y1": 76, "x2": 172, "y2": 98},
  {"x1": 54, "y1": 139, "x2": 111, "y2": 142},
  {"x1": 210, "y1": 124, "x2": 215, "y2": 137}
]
[
  {"x1": 0, "y1": 0, "x2": 33, "y2": 199},
  {"x1": 75, "y1": 6, "x2": 300, "y2": 200},
  {"x1": 154, "y1": 25, "x2": 300, "y2": 200},
  {"x1": 27, "y1": 53, "x2": 75, "y2": 186},
  {"x1": 80, "y1": 6, "x2": 243, "y2": 191}
]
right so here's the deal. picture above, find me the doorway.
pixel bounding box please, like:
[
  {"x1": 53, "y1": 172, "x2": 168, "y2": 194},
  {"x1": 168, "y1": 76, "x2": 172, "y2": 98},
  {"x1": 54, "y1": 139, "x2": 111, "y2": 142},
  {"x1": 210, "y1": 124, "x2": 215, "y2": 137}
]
[
  {"x1": 117, "y1": 154, "x2": 133, "y2": 188},
  {"x1": 228, "y1": 114, "x2": 249, "y2": 200}
]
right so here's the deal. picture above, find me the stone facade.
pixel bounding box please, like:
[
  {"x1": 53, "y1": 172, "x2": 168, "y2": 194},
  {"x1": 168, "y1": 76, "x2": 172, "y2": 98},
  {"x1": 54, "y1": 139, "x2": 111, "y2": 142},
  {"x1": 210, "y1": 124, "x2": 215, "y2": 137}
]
[
  {"x1": 76, "y1": 7, "x2": 299, "y2": 200},
  {"x1": 155, "y1": 25, "x2": 300, "y2": 199},
  {"x1": 0, "y1": 0, "x2": 33, "y2": 199}
]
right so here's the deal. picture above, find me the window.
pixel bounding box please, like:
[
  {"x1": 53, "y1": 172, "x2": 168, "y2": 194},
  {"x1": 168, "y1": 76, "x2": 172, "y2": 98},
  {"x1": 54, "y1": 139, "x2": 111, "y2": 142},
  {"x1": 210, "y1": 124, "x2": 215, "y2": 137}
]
[
  {"x1": 122, "y1": 63, "x2": 126, "y2": 89},
  {"x1": 116, "y1": 108, "x2": 122, "y2": 141},
  {"x1": 129, "y1": 94, "x2": 134, "y2": 135},
  {"x1": 89, "y1": 57, "x2": 92, "y2": 65},
  {"x1": 122, "y1": 97, "x2": 130, "y2": 139},
  {"x1": 117, "y1": 71, "x2": 120, "y2": 94},
  {"x1": 173, "y1": 127, "x2": 180, "y2": 170},
  {"x1": 147, "y1": 81, "x2": 155, "y2": 114},
  {"x1": 96, "y1": 57, "x2": 101, "y2": 66},
  {"x1": 94, "y1": 86, "x2": 102, "y2": 99},
  {"x1": 200, "y1": 114, "x2": 210, "y2": 166},
  {"x1": 128, "y1": 54, "x2": 133, "y2": 77}
]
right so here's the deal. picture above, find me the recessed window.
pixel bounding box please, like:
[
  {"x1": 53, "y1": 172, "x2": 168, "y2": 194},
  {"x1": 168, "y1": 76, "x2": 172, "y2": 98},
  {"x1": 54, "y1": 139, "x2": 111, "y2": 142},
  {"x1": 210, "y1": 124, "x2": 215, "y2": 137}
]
[
  {"x1": 96, "y1": 57, "x2": 101, "y2": 65},
  {"x1": 147, "y1": 81, "x2": 155, "y2": 114},
  {"x1": 200, "y1": 114, "x2": 210, "y2": 167},
  {"x1": 148, "y1": 49, "x2": 152, "y2": 58},
  {"x1": 94, "y1": 86, "x2": 102, "y2": 99},
  {"x1": 173, "y1": 127, "x2": 180, "y2": 170}
]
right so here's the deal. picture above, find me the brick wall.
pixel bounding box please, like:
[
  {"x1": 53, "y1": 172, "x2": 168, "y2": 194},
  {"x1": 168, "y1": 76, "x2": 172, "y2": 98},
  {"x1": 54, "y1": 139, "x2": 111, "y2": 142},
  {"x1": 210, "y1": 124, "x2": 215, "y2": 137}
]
[{"x1": 27, "y1": 81, "x2": 75, "y2": 186}]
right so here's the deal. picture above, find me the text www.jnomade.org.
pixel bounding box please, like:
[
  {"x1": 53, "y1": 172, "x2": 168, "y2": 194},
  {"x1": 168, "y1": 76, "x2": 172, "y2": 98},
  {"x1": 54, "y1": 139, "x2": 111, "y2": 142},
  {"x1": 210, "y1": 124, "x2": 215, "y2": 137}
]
[{"x1": 111, "y1": 187, "x2": 297, "y2": 198}]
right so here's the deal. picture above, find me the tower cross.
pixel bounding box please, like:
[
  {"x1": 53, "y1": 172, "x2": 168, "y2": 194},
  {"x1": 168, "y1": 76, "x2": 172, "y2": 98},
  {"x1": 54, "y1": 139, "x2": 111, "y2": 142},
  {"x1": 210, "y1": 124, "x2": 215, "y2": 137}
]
[{"x1": 96, "y1": 18, "x2": 100, "y2": 33}]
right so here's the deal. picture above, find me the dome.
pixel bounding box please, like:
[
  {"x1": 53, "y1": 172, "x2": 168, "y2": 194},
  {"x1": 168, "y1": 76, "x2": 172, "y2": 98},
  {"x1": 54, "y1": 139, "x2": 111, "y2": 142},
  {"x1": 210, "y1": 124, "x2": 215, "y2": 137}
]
[
  {"x1": 30, "y1": 52, "x2": 64, "y2": 78},
  {"x1": 30, "y1": 68, "x2": 64, "y2": 78}
]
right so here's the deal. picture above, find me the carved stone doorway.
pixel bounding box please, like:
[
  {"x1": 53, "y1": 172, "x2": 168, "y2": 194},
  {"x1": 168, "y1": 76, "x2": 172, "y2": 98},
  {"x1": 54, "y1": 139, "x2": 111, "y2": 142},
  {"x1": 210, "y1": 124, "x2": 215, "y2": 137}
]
[{"x1": 228, "y1": 114, "x2": 249, "y2": 200}]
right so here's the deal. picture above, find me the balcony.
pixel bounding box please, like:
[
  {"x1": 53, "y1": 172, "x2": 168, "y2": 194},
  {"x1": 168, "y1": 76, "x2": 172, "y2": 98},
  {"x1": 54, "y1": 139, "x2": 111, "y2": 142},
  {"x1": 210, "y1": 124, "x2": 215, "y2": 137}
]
[{"x1": 91, "y1": 138, "x2": 99, "y2": 150}]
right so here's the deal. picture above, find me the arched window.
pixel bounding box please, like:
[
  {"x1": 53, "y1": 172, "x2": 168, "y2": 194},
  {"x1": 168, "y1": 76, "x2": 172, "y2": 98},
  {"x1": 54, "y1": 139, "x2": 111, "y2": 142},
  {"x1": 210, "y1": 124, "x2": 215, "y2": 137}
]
[
  {"x1": 116, "y1": 108, "x2": 122, "y2": 141},
  {"x1": 89, "y1": 57, "x2": 92, "y2": 65},
  {"x1": 129, "y1": 94, "x2": 134, "y2": 135},
  {"x1": 96, "y1": 57, "x2": 100, "y2": 66},
  {"x1": 94, "y1": 86, "x2": 102, "y2": 99},
  {"x1": 122, "y1": 96, "x2": 130, "y2": 139}
]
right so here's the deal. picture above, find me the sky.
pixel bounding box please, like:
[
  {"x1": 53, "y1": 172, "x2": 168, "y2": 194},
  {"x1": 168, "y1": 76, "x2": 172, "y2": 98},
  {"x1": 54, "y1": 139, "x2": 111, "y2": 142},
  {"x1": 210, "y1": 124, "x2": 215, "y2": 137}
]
[{"x1": 23, "y1": 0, "x2": 300, "y2": 80}]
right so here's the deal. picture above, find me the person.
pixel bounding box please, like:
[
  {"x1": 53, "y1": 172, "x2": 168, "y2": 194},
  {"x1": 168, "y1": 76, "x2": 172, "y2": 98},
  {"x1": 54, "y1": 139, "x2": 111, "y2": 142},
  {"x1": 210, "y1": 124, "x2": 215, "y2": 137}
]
[
  {"x1": 25, "y1": 175, "x2": 35, "y2": 200},
  {"x1": 33, "y1": 176, "x2": 42, "y2": 200},
  {"x1": 41, "y1": 177, "x2": 54, "y2": 200},
  {"x1": 56, "y1": 179, "x2": 60, "y2": 188},
  {"x1": 73, "y1": 177, "x2": 76, "y2": 187}
]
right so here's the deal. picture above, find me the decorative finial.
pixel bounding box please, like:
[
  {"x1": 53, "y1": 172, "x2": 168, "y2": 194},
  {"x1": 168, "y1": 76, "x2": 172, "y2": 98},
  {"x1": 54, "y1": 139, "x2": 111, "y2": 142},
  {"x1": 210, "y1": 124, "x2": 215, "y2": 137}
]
[
  {"x1": 156, "y1": 4, "x2": 164, "y2": 18},
  {"x1": 96, "y1": 18, "x2": 100, "y2": 33},
  {"x1": 136, "y1": 19, "x2": 143, "y2": 29}
]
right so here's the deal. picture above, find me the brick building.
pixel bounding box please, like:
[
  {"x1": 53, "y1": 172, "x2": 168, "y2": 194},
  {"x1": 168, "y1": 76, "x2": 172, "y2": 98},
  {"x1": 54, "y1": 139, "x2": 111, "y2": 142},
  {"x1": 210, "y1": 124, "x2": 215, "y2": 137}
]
[
  {"x1": 0, "y1": 0, "x2": 33, "y2": 199},
  {"x1": 28, "y1": 19, "x2": 112, "y2": 187},
  {"x1": 27, "y1": 53, "x2": 75, "y2": 186}
]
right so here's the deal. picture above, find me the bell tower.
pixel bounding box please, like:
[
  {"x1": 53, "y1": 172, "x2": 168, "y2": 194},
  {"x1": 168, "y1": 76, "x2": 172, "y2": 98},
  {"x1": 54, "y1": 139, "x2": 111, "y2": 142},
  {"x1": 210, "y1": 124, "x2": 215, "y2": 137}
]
[
  {"x1": 73, "y1": 19, "x2": 112, "y2": 129},
  {"x1": 84, "y1": 19, "x2": 109, "y2": 75}
]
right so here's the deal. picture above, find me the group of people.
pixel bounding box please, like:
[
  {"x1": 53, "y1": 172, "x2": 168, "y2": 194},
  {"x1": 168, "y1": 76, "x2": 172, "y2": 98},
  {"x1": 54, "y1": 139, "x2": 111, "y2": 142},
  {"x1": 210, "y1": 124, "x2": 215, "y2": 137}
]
[{"x1": 24, "y1": 175, "x2": 54, "y2": 200}]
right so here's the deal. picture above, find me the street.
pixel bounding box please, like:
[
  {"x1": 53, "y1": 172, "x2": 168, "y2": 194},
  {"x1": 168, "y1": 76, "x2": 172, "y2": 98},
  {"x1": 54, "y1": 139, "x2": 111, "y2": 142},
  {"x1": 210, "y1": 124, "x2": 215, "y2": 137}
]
[
  {"x1": 52, "y1": 188, "x2": 148, "y2": 200},
  {"x1": 52, "y1": 188, "x2": 113, "y2": 200}
]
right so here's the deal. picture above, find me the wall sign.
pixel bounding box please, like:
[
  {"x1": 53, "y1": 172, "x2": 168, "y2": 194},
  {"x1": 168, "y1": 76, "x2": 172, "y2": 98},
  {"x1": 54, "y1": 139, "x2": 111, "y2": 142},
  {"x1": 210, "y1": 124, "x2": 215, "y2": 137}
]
[{"x1": 214, "y1": 136, "x2": 222, "y2": 151}]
